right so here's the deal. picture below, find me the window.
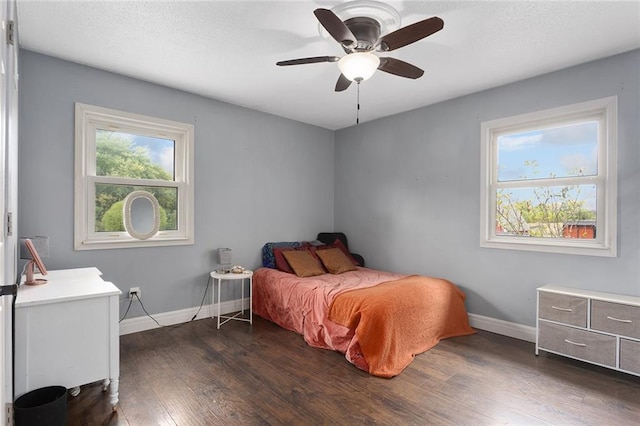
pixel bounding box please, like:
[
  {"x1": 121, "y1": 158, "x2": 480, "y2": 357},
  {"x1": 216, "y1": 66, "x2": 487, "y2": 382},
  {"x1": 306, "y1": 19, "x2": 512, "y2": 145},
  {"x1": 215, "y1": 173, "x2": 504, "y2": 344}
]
[
  {"x1": 480, "y1": 97, "x2": 617, "y2": 256},
  {"x1": 75, "y1": 103, "x2": 194, "y2": 249}
]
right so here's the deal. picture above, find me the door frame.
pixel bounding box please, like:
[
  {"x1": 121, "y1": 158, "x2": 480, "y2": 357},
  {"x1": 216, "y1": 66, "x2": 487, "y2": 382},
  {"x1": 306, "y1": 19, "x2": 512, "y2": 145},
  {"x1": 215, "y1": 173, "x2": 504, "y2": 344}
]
[{"x1": 1, "y1": 0, "x2": 19, "y2": 423}]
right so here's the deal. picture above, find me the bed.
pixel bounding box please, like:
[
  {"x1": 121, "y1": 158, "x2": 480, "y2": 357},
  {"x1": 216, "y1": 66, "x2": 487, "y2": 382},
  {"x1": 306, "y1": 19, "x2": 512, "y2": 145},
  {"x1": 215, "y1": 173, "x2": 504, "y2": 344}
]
[{"x1": 252, "y1": 234, "x2": 475, "y2": 378}]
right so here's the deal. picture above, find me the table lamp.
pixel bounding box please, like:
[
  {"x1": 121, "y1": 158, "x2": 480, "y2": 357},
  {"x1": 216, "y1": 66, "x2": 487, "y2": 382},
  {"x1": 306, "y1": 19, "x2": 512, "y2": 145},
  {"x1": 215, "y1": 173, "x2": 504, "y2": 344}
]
[{"x1": 218, "y1": 248, "x2": 232, "y2": 273}]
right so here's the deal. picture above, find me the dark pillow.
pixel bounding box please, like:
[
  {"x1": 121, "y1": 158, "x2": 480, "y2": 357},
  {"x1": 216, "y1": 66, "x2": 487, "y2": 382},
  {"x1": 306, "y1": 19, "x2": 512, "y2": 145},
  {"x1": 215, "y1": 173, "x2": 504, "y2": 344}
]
[
  {"x1": 316, "y1": 248, "x2": 357, "y2": 274},
  {"x1": 273, "y1": 247, "x2": 296, "y2": 273},
  {"x1": 317, "y1": 238, "x2": 360, "y2": 266},
  {"x1": 282, "y1": 250, "x2": 326, "y2": 278},
  {"x1": 273, "y1": 242, "x2": 313, "y2": 273}
]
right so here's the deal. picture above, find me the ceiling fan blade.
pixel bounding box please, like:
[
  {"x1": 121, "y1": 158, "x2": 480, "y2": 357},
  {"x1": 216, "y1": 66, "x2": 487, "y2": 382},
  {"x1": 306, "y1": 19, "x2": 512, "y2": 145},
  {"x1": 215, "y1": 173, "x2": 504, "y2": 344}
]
[
  {"x1": 314, "y1": 8, "x2": 356, "y2": 49},
  {"x1": 377, "y1": 17, "x2": 444, "y2": 52},
  {"x1": 276, "y1": 56, "x2": 340, "y2": 66},
  {"x1": 378, "y1": 57, "x2": 424, "y2": 79},
  {"x1": 335, "y1": 74, "x2": 352, "y2": 92}
]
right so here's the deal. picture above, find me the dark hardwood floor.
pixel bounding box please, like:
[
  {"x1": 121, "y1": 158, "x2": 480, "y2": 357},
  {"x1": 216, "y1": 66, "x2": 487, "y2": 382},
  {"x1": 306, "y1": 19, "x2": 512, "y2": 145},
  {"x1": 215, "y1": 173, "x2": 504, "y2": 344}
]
[{"x1": 67, "y1": 316, "x2": 640, "y2": 425}]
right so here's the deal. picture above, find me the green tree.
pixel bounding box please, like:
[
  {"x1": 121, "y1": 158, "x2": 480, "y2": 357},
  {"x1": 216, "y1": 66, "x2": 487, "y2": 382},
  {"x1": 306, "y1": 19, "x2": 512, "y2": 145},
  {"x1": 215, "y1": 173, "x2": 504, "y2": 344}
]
[
  {"x1": 496, "y1": 162, "x2": 595, "y2": 238},
  {"x1": 96, "y1": 132, "x2": 171, "y2": 180},
  {"x1": 496, "y1": 193, "x2": 530, "y2": 236},
  {"x1": 95, "y1": 131, "x2": 176, "y2": 231}
]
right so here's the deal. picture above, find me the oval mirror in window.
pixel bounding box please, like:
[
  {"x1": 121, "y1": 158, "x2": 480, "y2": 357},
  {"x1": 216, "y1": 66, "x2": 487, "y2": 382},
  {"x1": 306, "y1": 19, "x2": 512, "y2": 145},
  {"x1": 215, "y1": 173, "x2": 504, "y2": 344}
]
[{"x1": 123, "y1": 191, "x2": 161, "y2": 240}]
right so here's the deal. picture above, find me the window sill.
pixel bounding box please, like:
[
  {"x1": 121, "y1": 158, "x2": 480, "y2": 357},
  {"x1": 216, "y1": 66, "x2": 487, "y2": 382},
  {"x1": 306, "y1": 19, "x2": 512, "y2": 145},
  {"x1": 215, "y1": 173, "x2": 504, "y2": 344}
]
[
  {"x1": 75, "y1": 235, "x2": 194, "y2": 250},
  {"x1": 480, "y1": 237, "x2": 616, "y2": 257}
]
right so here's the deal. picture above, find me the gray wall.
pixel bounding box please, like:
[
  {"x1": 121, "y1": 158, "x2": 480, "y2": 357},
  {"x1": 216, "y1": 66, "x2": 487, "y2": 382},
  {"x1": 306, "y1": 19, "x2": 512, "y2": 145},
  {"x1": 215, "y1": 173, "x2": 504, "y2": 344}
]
[
  {"x1": 18, "y1": 50, "x2": 334, "y2": 316},
  {"x1": 334, "y1": 49, "x2": 640, "y2": 327},
  {"x1": 19, "y1": 48, "x2": 640, "y2": 328}
]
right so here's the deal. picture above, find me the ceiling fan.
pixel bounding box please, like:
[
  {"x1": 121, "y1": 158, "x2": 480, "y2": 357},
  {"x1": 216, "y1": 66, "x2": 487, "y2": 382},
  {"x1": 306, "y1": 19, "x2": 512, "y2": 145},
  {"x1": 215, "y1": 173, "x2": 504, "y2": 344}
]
[{"x1": 276, "y1": 7, "x2": 444, "y2": 92}]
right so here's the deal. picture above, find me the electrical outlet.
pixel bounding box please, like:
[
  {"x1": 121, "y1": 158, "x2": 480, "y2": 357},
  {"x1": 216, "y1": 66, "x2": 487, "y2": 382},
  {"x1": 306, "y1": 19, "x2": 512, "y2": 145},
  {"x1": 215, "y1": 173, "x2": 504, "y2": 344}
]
[{"x1": 129, "y1": 287, "x2": 141, "y2": 300}]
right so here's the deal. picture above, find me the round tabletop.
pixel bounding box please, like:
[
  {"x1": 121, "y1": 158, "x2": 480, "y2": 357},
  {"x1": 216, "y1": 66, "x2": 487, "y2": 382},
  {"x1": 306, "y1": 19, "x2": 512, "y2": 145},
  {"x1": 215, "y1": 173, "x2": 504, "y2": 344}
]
[{"x1": 210, "y1": 270, "x2": 253, "y2": 280}]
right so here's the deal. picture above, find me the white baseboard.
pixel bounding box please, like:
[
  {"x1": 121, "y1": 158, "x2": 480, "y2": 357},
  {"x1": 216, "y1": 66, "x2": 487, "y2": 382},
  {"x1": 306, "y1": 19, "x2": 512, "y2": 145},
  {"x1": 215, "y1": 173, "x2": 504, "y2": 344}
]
[
  {"x1": 119, "y1": 298, "x2": 248, "y2": 335},
  {"x1": 468, "y1": 313, "x2": 536, "y2": 342},
  {"x1": 120, "y1": 301, "x2": 537, "y2": 343}
]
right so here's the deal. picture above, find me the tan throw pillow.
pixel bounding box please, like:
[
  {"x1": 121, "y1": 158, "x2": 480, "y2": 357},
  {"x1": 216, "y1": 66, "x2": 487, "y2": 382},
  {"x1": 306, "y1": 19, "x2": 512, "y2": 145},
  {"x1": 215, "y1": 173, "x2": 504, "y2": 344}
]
[
  {"x1": 282, "y1": 250, "x2": 325, "y2": 278},
  {"x1": 316, "y1": 247, "x2": 357, "y2": 274}
]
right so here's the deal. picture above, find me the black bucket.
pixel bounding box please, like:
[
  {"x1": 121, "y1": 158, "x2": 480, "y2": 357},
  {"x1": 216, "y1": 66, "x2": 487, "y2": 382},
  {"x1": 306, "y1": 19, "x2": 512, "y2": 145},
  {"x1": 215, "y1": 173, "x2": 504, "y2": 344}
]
[{"x1": 14, "y1": 386, "x2": 68, "y2": 426}]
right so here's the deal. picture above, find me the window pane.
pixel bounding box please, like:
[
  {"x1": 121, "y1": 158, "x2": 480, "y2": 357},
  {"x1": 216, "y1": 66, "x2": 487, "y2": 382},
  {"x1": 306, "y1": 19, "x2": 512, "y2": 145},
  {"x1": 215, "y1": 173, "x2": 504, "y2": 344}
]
[
  {"x1": 497, "y1": 121, "x2": 598, "y2": 182},
  {"x1": 96, "y1": 130, "x2": 175, "y2": 180},
  {"x1": 95, "y1": 184, "x2": 177, "y2": 232},
  {"x1": 496, "y1": 185, "x2": 596, "y2": 239}
]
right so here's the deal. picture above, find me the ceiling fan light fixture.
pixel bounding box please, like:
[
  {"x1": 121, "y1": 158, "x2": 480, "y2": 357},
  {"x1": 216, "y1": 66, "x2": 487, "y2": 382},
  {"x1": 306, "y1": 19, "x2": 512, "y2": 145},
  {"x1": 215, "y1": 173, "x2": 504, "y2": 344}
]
[{"x1": 338, "y1": 52, "x2": 380, "y2": 82}]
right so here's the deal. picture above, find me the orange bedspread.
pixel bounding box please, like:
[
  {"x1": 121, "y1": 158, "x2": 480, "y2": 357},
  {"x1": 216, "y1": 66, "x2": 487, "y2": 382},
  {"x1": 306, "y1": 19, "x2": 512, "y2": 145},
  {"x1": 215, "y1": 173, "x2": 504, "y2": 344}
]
[{"x1": 329, "y1": 275, "x2": 475, "y2": 378}]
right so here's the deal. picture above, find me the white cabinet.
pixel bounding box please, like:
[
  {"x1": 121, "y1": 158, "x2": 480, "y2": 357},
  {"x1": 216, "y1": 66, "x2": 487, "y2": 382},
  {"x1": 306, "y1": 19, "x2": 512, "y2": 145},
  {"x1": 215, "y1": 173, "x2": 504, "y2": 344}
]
[
  {"x1": 14, "y1": 268, "x2": 121, "y2": 408},
  {"x1": 536, "y1": 285, "x2": 640, "y2": 377}
]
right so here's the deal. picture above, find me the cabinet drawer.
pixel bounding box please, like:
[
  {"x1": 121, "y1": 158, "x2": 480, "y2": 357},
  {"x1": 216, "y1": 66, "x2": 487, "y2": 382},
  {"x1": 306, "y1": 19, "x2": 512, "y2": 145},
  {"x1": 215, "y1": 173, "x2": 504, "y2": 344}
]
[
  {"x1": 620, "y1": 339, "x2": 640, "y2": 375},
  {"x1": 538, "y1": 321, "x2": 616, "y2": 367},
  {"x1": 591, "y1": 301, "x2": 640, "y2": 339},
  {"x1": 538, "y1": 292, "x2": 587, "y2": 327}
]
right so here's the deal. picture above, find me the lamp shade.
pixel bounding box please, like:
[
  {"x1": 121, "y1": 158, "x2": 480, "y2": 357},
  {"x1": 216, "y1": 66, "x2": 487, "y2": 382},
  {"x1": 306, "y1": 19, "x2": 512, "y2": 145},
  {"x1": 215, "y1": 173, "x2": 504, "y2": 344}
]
[
  {"x1": 218, "y1": 248, "x2": 232, "y2": 266},
  {"x1": 338, "y1": 52, "x2": 380, "y2": 82}
]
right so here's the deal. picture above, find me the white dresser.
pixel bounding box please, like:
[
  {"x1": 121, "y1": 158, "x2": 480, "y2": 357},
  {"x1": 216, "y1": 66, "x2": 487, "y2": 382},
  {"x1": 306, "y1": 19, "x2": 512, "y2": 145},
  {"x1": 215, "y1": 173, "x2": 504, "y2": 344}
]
[
  {"x1": 15, "y1": 268, "x2": 121, "y2": 408},
  {"x1": 536, "y1": 285, "x2": 640, "y2": 376}
]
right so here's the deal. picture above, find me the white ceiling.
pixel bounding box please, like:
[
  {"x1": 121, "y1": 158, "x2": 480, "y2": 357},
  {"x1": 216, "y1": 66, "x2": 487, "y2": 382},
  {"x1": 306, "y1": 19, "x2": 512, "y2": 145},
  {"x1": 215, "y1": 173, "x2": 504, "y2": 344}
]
[{"x1": 16, "y1": 0, "x2": 640, "y2": 130}]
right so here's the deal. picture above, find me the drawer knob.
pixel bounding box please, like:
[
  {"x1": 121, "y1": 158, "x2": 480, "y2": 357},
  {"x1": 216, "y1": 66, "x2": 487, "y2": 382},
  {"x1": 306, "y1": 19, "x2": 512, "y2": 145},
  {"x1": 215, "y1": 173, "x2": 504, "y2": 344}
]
[
  {"x1": 552, "y1": 306, "x2": 573, "y2": 312},
  {"x1": 606, "y1": 316, "x2": 632, "y2": 323},
  {"x1": 564, "y1": 339, "x2": 587, "y2": 347}
]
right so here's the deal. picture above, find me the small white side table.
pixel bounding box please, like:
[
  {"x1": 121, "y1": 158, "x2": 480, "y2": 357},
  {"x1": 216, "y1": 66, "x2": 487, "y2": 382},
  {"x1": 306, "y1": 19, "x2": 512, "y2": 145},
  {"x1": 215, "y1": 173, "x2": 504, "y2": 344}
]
[{"x1": 210, "y1": 270, "x2": 253, "y2": 329}]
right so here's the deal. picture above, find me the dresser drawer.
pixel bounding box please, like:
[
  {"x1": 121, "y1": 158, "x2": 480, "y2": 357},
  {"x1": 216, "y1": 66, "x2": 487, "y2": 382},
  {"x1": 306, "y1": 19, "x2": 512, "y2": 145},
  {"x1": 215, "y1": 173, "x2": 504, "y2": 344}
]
[
  {"x1": 538, "y1": 292, "x2": 587, "y2": 327},
  {"x1": 538, "y1": 321, "x2": 616, "y2": 367},
  {"x1": 591, "y1": 300, "x2": 640, "y2": 339},
  {"x1": 620, "y1": 339, "x2": 640, "y2": 375}
]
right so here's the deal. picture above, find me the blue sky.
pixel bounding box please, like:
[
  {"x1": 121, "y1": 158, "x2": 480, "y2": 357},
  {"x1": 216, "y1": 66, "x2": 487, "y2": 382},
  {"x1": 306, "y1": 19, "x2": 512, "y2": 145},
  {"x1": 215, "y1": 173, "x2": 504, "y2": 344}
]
[
  {"x1": 497, "y1": 121, "x2": 598, "y2": 182},
  {"x1": 496, "y1": 121, "x2": 599, "y2": 211},
  {"x1": 129, "y1": 134, "x2": 175, "y2": 177}
]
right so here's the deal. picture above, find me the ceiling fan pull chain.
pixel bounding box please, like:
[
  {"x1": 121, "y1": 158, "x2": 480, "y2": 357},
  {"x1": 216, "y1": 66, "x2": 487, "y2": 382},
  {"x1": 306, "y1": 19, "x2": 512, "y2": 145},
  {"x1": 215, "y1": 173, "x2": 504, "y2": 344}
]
[{"x1": 356, "y1": 81, "x2": 360, "y2": 125}]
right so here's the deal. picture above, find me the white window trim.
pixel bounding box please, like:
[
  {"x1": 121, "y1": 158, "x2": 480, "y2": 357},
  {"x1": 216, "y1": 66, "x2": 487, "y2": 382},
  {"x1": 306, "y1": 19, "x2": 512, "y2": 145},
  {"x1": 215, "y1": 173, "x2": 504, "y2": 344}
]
[
  {"x1": 480, "y1": 96, "x2": 617, "y2": 257},
  {"x1": 75, "y1": 103, "x2": 194, "y2": 250}
]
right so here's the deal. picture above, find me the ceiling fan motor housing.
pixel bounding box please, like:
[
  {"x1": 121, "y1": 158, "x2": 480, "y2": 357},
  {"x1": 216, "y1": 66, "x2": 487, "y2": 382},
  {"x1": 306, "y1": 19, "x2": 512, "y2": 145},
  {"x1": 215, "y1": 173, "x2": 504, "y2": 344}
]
[
  {"x1": 343, "y1": 17, "x2": 381, "y2": 52},
  {"x1": 276, "y1": 5, "x2": 443, "y2": 92}
]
